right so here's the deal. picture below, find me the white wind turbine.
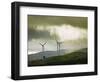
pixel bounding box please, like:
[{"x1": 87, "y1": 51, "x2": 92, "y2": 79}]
[
  {"x1": 53, "y1": 28, "x2": 63, "y2": 55},
  {"x1": 39, "y1": 42, "x2": 47, "y2": 60},
  {"x1": 39, "y1": 42, "x2": 47, "y2": 52}
]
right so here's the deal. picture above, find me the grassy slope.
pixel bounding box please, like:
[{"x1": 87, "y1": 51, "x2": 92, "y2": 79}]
[{"x1": 28, "y1": 48, "x2": 88, "y2": 66}]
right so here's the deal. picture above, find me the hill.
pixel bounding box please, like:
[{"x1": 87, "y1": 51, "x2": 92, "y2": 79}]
[
  {"x1": 28, "y1": 48, "x2": 88, "y2": 66},
  {"x1": 28, "y1": 49, "x2": 67, "y2": 61}
]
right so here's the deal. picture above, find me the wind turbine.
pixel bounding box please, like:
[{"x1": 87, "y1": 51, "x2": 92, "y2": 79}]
[
  {"x1": 39, "y1": 42, "x2": 47, "y2": 52},
  {"x1": 39, "y1": 42, "x2": 47, "y2": 60},
  {"x1": 53, "y1": 28, "x2": 63, "y2": 55}
]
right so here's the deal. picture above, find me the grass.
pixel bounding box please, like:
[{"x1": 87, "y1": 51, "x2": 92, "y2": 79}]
[{"x1": 28, "y1": 48, "x2": 88, "y2": 66}]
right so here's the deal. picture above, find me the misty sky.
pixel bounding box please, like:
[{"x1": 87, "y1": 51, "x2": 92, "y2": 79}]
[{"x1": 28, "y1": 15, "x2": 88, "y2": 54}]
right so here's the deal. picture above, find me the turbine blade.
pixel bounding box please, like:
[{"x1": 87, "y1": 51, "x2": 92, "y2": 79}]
[
  {"x1": 43, "y1": 42, "x2": 47, "y2": 45},
  {"x1": 39, "y1": 43, "x2": 42, "y2": 45}
]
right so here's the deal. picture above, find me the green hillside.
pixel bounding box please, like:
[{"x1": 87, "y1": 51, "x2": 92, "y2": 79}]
[{"x1": 28, "y1": 48, "x2": 88, "y2": 66}]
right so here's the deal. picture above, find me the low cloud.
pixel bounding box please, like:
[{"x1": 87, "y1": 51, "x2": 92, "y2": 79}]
[{"x1": 28, "y1": 24, "x2": 87, "y2": 42}]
